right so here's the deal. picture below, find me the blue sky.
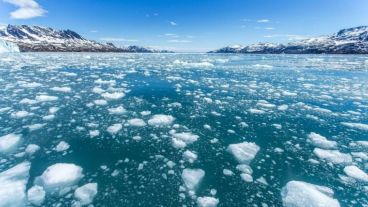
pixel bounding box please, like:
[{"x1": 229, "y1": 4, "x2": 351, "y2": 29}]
[{"x1": 1, "y1": 0, "x2": 368, "y2": 52}]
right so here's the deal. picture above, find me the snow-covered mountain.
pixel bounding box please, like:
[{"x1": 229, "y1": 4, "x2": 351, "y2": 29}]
[
  {"x1": 210, "y1": 26, "x2": 368, "y2": 54},
  {"x1": 0, "y1": 25, "x2": 169, "y2": 53},
  {"x1": 0, "y1": 39, "x2": 19, "y2": 53}
]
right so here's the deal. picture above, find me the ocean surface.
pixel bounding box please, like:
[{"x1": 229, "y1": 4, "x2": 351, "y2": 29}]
[{"x1": 0, "y1": 53, "x2": 367, "y2": 207}]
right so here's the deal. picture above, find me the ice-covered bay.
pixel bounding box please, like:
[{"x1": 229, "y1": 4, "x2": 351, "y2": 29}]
[{"x1": 0, "y1": 53, "x2": 367, "y2": 206}]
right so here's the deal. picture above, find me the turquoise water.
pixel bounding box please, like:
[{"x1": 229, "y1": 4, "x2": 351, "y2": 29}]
[{"x1": 0, "y1": 53, "x2": 367, "y2": 206}]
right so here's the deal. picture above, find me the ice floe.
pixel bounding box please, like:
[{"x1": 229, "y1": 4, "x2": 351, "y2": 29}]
[
  {"x1": 197, "y1": 196, "x2": 219, "y2": 207},
  {"x1": 227, "y1": 142, "x2": 260, "y2": 164},
  {"x1": 172, "y1": 132, "x2": 199, "y2": 148},
  {"x1": 308, "y1": 132, "x2": 337, "y2": 149},
  {"x1": 0, "y1": 162, "x2": 31, "y2": 207},
  {"x1": 182, "y1": 168, "x2": 205, "y2": 190},
  {"x1": 127, "y1": 118, "x2": 146, "y2": 127},
  {"x1": 343, "y1": 165, "x2": 368, "y2": 182},
  {"x1": 313, "y1": 148, "x2": 352, "y2": 164},
  {"x1": 107, "y1": 124, "x2": 123, "y2": 135},
  {"x1": 148, "y1": 115, "x2": 175, "y2": 126},
  {"x1": 341, "y1": 122, "x2": 368, "y2": 131},
  {"x1": 74, "y1": 183, "x2": 98, "y2": 206},
  {"x1": 0, "y1": 133, "x2": 22, "y2": 154},
  {"x1": 27, "y1": 185, "x2": 46, "y2": 206},
  {"x1": 35, "y1": 163, "x2": 84, "y2": 194},
  {"x1": 281, "y1": 181, "x2": 340, "y2": 207}
]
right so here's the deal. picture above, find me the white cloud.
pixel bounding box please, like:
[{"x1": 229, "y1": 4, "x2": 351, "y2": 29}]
[
  {"x1": 169, "y1": 21, "x2": 177, "y2": 26},
  {"x1": 4, "y1": 0, "x2": 46, "y2": 19},
  {"x1": 257, "y1": 19, "x2": 270, "y2": 23},
  {"x1": 165, "y1": 33, "x2": 179, "y2": 38},
  {"x1": 265, "y1": 27, "x2": 275, "y2": 30},
  {"x1": 168, "y1": 39, "x2": 192, "y2": 43},
  {"x1": 286, "y1": 34, "x2": 308, "y2": 40},
  {"x1": 100, "y1": 37, "x2": 138, "y2": 42}
]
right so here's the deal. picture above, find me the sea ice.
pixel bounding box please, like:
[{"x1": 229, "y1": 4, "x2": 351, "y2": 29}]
[
  {"x1": 107, "y1": 124, "x2": 123, "y2": 134},
  {"x1": 343, "y1": 165, "x2": 368, "y2": 182},
  {"x1": 182, "y1": 168, "x2": 205, "y2": 190},
  {"x1": 101, "y1": 92, "x2": 125, "y2": 100},
  {"x1": 0, "y1": 133, "x2": 22, "y2": 154},
  {"x1": 341, "y1": 122, "x2": 368, "y2": 131},
  {"x1": 11, "y1": 111, "x2": 30, "y2": 118},
  {"x1": 25, "y1": 144, "x2": 40, "y2": 155},
  {"x1": 54, "y1": 141, "x2": 70, "y2": 152},
  {"x1": 281, "y1": 181, "x2": 340, "y2": 207},
  {"x1": 127, "y1": 118, "x2": 146, "y2": 127},
  {"x1": 0, "y1": 162, "x2": 31, "y2": 207},
  {"x1": 197, "y1": 196, "x2": 219, "y2": 207},
  {"x1": 148, "y1": 114, "x2": 175, "y2": 126},
  {"x1": 74, "y1": 183, "x2": 98, "y2": 206},
  {"x1": 172, "y1": 132, "x2": 199, "y2": 148},
  {"x1": 108, "y1": 106, "x2": 127, "y2": 114},
  {"x1": 183, "y1": 150, "x2": 198, "y2": 163},
  {"x1": 227, "y1": 142, "x2": 260, "y2": 164},
  {"x1": 27, "y1": 185, "x2": 46, "y2": 206},
  {"x1": 36, "y1": 95, "x2": 58, "y2": 102},
  {"x1": 308, "y1": 132, "x2": 337, "y2": 149},
  {"x1": 313, "y1": 148, "x2": 352, "y2": 164},
  {"x1": 51, "y1": 86, "x2": 72, "y2": 93},
  {"x1": 35, "y1": 163, "x2": 84, "y2": 193}
]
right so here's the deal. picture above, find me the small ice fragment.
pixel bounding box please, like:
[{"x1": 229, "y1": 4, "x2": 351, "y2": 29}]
[
  {"x1": 54, "y1": 141, "x2": 70, "y2": 152},
  {"x1": 27, "y1": 185, "x2": 46, "y2": 206},
  {"x1": 181, "y1": 168, "x2": 205, "y2": 190},
  {"x1": 127, "y1": 118, "x2": 146, "y2": 127},
  {"x1": 227, "y1": 142, "x2": 260, "y2": 164},
  {"x1": 107, "y1": 124, "x2": 122, "y2": 135}
]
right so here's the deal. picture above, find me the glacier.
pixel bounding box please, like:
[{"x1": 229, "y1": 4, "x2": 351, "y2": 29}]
[{"x1": 0, "y1": 39, "x2": 19, "y2": 53}]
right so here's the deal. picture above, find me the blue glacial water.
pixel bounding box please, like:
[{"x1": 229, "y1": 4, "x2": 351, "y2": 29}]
[{"x1": 0, "y1": 53, "x2": 367, "y2": 207}]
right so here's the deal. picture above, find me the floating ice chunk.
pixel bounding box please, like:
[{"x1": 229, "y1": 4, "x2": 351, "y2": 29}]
[
  {"x1": 140, "y1": 111, "x2": 151, "y2": 116},
  {"x1": 278, "y1": 104, "x2": 288, "y2": 111},
  {"x1": 20, "y1": 98, "x2": 38, "y2": 105},
  {"x1": 197, "y1": 196, "x2": 219, "y2": 207},
  {"x1": 236, "y1": 164, "x2": 253, "y2": 174},
  {"x1": 256, "y1": 100, "x2": 276, "y2": 108},
  {"x1": 11, "y1": 111, "x2": 30, "y2": 118},
  {"x1": 101, "y1": 92, "x2": 125, "y2": 100},
  {"x1": 281, "y1": 181, "x2": 340, "y2": 207},
  {"x1": 89, "y1": 130, "x2": 100, "y2": 138},
  {"x1": 94, "y1": 79, "x2": 115, "y2": 85},
  {"x1": 107, "y1": 124, "x2": 122, "y2": 135},
  {"x1": 308, "y1": 132, "x2": 337, "y2": 149},
  {"x1": 227, "y1": 142, "x2": 260, "y2": 164},
  {"x1": 94, "y1": 99, "x2": 108, "y2": 106},
  {"x1": 92, "y1": 87, "x2": 104, "y2": 94},
  {"x1": 42, "y1": 114, "x2": 55, "y2": 121},
  {"x1": 74, "y1": 183, "x2": 98, "y2": 206},
  {"x1": 0, "y1": 162, "x2": 31, "y2": 207},
  {"x1": 108, "y1": 106, "x2": 127, "y2": 114},
  {"x1": 36, "y1": 95, "x2": 58, "y2": 102},
  {"x1": 25, "y1": 144, "x2": 40, "y2": 155},
  {"x1": 0, "y1": 133, "x2": 22, "y2": 154},
  {"x1": 343, "y1": 165, "x2": 368, "y2": 182},
  {"x1": 49, "y1": 107, "x2": 59, "y2": 114},
  {"x1": 240, "y1": 173, "x2": 253, "y2": 182},
  {"x1": 21, "y1": 82, "x2": 42, "y2": 88},
  {"x1": 35, "y1": 163, "x2": 84, "y2": 193},
  {"x1": 282, "y1": 91, "x2": 298, "y2": 96},
  {"x1": 223, "y1": 169, "x2": 234, "y2": 176},
  {"x1": 128, "y1": 118, "x2": 146, "y2": 127},
  {"x1": 27, "y1": 123, "x2": 46, "y2": 131},
  {"x1": 51, "y1": 86, "x2": 72, "y2": 93},
  {"x1": 341, "y1": 122, "x2": 368, "y2": 131},
  {"x1": 148, "y1": 115, "x2": 175, "y2": 126},
  {"x1": 248, "y1": 109, "x2": 265, "y2": 114},
  {"x1": 182, "y1": 168, "x2": 205, "y2": 190},
  {"x1": 27, "y1": 185, "x2": 46, "y2": 206},
  {"x1": 313, "y1": 148, "x2": 352, "y2": 164},
  {"x1": 172, "y1": 132, "x2": 199, "y2": 148},
  {"x1": 55, "y1": 141, "x2": 70, "y2": 152},
  {"x1": 183, "y1": 150, "x2": 198, "y2": 163}
]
